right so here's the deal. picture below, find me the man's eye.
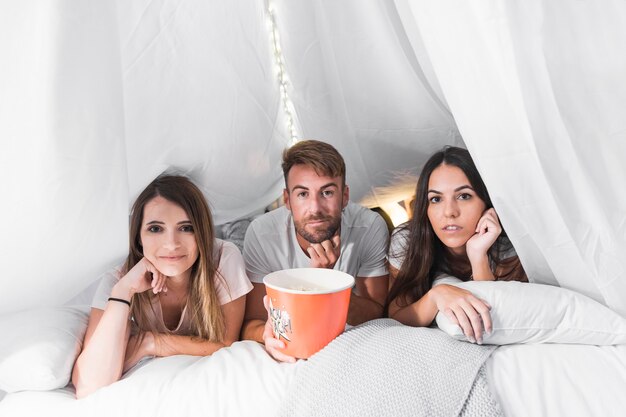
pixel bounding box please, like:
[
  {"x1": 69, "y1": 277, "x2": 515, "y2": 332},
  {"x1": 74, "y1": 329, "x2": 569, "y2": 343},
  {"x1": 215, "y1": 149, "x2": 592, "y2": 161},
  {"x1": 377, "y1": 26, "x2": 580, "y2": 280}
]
[
  {"x1": 322, "y1": 190, "x2": 334, "y2": 197},
  {"x1": 148, "y1": 225, "x2": 162, "y2": 233},
  {"x1": 458, "y1": 193, "x2": 472, "y2": 200},
  {"x1": 429, "y1": 196, "x2": 441, "y2": 203},
  {"x1": 180, "y1": 225, "x2": 194, "y2": 233},
  {"x1": 297, "y1": 191, "x2": 308, "y2": 198}
]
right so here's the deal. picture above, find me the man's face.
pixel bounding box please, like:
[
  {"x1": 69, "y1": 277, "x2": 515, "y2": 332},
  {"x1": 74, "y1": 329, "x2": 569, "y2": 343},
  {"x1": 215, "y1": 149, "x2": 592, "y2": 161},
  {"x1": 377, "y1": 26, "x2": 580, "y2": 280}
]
[{"x1": 284, "y1": 164, "x2": 349, "y2": 244}]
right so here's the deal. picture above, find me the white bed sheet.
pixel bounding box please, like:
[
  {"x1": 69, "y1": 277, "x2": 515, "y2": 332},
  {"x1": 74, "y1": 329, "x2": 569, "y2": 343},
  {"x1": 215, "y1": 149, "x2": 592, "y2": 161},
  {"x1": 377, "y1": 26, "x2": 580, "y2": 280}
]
[
  {"x1": 0, "y1": 341, "x2": 298, "y2": 417},
  {"x1": 2, "y1": 341, "x2": 626, "y2": 417},
  {"x1": 486, "y1": 344, "x2": 626, "y2": 417}
]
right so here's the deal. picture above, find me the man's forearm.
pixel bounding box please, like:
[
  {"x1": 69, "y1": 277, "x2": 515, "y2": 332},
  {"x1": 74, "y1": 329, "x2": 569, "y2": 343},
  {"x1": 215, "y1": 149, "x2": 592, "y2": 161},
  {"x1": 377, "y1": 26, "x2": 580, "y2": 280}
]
[
  {"x1": 241, "y1": 319, "x2": 266, "y2": 343},
  {"x1": 347, "y1": 294, "x2": 383, "y2": 326}
]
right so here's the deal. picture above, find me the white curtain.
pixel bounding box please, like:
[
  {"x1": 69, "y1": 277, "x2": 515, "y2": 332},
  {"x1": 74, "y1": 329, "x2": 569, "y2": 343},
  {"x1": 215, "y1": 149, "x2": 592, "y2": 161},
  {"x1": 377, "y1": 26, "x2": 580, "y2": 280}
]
[
  {"x1": 3, "y1": 0, "x2": 623, "y2": 316},
  {"x1": 0, "y1": 1, "x2": 460, "y2": 314},
  {"x1": 405, "y1": 0, "x2": 626, "y2": 315},
  {"x1": 273, "y1": 0, "x2": 462, "y2": 208},
  {"x1": 0, "y1": 0, "x2": 290, "y2": 314},
  {"x1": 0, "y1": 2, "x2": 129, "y2": 314}
]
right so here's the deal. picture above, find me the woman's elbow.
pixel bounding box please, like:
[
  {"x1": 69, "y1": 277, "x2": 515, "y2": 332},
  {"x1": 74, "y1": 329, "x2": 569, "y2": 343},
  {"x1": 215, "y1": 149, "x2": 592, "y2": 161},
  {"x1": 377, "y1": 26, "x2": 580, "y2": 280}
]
[
  {"x1": 72, "y1": 369, "x2": 96, "y2": 400},
  {"x1": 71, "y1": 358, "x2": 118, "y2": 399},
  {"x1": 74, "y1": 384, "x2": 94, "y2": 400},
  {"x1": 222, "y1": 338, "x2": 236, "y2": 348},
  {"x1": 73, "y1": 375, "x2": 116, "y2": 399}
]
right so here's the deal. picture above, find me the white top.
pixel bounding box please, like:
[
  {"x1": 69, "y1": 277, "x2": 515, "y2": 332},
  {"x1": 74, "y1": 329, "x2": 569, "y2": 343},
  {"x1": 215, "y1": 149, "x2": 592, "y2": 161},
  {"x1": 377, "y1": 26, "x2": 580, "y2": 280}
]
[
  {"x1": 243, "y1": 201, "x2": 389, "y2": 283},
  {"x1": 91, "y1": 239, "x2": 253, "y2": 335}
]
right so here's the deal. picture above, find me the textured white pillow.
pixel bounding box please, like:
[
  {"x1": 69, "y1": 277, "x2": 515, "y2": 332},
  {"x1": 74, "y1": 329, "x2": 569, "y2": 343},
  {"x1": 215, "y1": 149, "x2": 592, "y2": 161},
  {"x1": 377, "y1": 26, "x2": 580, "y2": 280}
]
[
  {"x1": 435, "y1": 281, "x2": 626, "y2": 345},
  {"x1": 0, "y1": 306, "x2": 89, "y2": 392}
]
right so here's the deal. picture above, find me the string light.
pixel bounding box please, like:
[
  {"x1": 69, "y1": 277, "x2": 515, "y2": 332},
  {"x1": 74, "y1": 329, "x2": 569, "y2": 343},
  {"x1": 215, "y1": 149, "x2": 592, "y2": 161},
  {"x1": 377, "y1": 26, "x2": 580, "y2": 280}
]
[{"x1": 266, "y1": 1, "x2": 300, "y2": 145}]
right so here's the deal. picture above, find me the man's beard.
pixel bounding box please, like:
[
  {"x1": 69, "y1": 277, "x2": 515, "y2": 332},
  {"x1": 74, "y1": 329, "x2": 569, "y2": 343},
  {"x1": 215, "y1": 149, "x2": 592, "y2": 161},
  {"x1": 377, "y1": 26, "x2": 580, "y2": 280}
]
[{"x1": 294, "y1": 214, "x2": 341, "y2": 244}]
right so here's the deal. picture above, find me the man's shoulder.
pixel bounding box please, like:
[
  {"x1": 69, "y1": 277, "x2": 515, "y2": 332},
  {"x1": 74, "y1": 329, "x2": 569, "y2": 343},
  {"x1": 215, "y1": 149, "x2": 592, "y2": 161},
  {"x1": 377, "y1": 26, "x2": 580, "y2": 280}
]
[
  {"x1": 343, "y1": 201, "x2": 386, "y2": 227},
  {"x1": 248, "y1": 206, "x2": 290, "y2": 232},
  {"x1": 245, "y1": 207, "x2": 292, "y2": 251}
]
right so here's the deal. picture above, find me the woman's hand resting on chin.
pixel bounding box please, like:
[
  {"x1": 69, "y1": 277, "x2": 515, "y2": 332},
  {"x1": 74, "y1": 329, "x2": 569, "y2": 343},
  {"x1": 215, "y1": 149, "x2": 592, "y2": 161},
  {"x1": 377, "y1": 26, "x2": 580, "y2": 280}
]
[{"x1": 113, "y1": 257, "x2": 169, "y2": 299}]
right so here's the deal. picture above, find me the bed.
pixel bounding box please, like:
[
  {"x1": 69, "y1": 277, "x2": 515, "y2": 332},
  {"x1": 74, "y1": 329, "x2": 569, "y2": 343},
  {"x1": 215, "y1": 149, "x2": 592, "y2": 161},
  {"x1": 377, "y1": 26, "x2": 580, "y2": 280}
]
[{"x1": 1, "y1": 281, "x2": 626, "y2": 417}]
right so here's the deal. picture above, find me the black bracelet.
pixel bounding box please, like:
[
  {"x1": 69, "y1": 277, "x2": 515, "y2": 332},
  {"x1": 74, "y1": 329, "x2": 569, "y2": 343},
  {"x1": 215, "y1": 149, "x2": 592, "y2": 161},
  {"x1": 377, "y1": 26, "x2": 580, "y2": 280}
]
[{"x1": 108, "y1": 297, "x2": 131, "y2": 307}]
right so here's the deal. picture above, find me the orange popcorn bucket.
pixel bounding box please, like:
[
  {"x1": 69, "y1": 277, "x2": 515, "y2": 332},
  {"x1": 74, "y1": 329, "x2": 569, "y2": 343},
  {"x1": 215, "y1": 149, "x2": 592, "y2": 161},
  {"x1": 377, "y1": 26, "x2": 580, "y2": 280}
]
[{"x1": 263, "y1": 268, "x2": 354, "y2": 359}]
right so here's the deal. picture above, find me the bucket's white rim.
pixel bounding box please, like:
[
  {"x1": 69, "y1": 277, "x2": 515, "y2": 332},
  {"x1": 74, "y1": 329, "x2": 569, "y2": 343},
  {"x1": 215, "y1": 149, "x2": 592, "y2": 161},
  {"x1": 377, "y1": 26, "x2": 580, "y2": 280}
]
[{"x1": 263, "y1": 269, "x2": 355, "y2": 295}]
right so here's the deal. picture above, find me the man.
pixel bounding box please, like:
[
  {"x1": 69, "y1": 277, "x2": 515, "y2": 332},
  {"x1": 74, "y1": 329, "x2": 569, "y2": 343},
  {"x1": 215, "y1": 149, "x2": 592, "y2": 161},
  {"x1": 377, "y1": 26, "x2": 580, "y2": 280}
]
[{"x1": 241, "y1": 139, "x2": 389, "y2": 362}]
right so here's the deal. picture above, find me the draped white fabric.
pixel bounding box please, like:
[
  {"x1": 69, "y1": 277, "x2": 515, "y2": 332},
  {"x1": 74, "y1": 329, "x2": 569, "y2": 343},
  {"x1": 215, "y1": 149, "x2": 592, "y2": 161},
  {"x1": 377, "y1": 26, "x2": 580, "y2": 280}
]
[
  {"x1": 1, "y1": 0, "x2": 290, "y2": 313},
  {"x1": 0, "y1": 1, "x2": 458, "y2": 313},
  {"x1": 406, "y1": 0, "x2": 626, "y2": 315},
  {"x1": 1, "y1": 2, "x2": 129, "y2": 314},
  {"x1": 272, "y1": 0, "x2": 462, "y2": 207},
  {"x1": 1, "y1": 1, "x2": 624, "y2": 315}
]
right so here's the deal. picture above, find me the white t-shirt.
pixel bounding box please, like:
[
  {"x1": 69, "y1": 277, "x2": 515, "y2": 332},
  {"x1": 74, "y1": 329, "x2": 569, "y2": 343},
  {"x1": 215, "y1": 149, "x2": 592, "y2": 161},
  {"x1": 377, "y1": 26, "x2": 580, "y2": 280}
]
[
  {"x1": 243, "y1": 201, "x2": 389, "y2": 283},
  {"x1": 91, "y1": 239, "x2": 252, "y2": 335}
]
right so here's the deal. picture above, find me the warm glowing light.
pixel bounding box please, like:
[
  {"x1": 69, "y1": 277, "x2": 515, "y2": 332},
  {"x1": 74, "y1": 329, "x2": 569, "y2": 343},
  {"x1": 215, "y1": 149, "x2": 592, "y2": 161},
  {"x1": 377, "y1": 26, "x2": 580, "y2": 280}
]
[{"x1": 381, "y1": 202, "x2": 409, "y2": 227}]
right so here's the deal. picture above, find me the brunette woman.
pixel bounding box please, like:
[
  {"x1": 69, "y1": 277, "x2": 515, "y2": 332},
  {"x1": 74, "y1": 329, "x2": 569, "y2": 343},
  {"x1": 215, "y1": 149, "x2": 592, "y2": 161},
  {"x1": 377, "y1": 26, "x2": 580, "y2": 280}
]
[{"x1": 386, "y1": 147, "x2": 526, "y2": 344}]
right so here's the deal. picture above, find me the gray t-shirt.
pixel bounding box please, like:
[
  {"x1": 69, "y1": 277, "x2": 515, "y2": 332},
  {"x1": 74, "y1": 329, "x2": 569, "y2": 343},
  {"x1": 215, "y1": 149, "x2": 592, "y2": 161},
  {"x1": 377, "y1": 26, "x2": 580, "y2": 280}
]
[{"x1": 243, "y1": 201, "x2": 389, "y2": 283}]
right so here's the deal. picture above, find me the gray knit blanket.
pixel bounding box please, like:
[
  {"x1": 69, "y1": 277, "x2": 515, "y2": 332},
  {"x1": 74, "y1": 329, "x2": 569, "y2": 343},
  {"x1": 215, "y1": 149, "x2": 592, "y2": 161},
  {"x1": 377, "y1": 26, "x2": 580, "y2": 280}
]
[{"x1": 280, "y1": 319, "x2": 502, "y2": 417}]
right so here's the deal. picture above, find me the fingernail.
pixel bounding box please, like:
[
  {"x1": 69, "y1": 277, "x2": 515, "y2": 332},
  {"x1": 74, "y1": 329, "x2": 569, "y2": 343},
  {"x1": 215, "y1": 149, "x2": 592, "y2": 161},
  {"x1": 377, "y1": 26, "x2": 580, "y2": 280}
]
[
  {"x1": 477, "y1": 338, "x2": 483, "y2": 345},
  {"x1": 468, "y1": 336, "x2": 476, "y2": 343}
]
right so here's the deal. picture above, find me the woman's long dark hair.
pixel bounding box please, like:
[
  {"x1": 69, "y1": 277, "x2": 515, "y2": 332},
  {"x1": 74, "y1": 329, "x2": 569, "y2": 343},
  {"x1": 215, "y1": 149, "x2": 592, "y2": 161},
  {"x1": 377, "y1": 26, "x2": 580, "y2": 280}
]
[{"x1": 384, "y1": 146, "x2": 526, "y2": 315}]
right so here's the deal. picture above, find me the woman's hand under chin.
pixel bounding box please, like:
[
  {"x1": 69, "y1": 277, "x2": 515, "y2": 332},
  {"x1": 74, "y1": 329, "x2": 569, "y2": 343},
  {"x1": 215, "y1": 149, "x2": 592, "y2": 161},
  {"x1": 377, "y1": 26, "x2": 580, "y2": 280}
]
[
  {"x1": 114, "y1": 258, "x2": 169, "y2": 299},
  {"x1": 465, "y1": 208, "x2": 502, "y2": 262}
]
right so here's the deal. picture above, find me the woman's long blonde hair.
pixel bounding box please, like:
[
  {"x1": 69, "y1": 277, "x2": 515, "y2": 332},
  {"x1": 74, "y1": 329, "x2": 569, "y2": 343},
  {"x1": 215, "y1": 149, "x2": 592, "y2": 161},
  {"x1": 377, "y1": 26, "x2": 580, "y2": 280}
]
[{"x1": 124, "y1": 175, "x2": 225, "y2": 342}]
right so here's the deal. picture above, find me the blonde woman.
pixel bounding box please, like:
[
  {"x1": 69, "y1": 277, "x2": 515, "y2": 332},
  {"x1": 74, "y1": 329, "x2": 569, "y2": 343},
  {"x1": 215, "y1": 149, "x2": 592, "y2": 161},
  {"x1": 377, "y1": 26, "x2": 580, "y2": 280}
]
[{"x1": 72, "y1": 175, "x2": 252, "y2": 398}]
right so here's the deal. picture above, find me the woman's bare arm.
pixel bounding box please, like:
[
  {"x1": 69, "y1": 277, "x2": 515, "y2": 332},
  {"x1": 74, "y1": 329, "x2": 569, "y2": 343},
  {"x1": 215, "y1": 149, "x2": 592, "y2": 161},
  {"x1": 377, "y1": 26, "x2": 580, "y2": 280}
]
[
  {"x1": 71, "y1": 283, "x2": 133, "y2": 399},
  {"x1": 388, "y1": 284, "x2": 492, "y2": 343},
  {"x1": 123, "y1": 295, "x2": 247, "y2": 371}
]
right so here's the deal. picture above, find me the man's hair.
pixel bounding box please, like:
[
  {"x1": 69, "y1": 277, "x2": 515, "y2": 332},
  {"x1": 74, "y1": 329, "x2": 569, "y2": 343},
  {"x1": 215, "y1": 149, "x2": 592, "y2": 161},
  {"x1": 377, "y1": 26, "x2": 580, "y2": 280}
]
[{"x1": 281, "y1": 140, "x2": 346, "y2": 188}]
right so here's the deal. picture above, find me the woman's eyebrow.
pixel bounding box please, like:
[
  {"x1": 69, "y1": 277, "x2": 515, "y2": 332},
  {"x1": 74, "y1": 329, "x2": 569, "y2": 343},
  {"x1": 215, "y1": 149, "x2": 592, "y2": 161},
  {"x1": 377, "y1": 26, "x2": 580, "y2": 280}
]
[
  {"x1": 454, "y1": 185, "x2": 474, "y2": 192},
  {"x1": 428, "y1": 185, "x2": 474, "y2": 194},
  {"x1": 145, "y1": 220, "x2": 191, "y2": 225}
]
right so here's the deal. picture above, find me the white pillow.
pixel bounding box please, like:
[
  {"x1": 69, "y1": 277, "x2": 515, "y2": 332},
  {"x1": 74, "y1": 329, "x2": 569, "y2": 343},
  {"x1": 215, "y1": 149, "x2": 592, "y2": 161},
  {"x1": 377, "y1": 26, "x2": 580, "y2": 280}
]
[
  {"x1": 435, "y1": 281, "x2": 626, "y2": 345},
  {"x1": 0, "y1": 305, "x2": 89, "y2": 392}
]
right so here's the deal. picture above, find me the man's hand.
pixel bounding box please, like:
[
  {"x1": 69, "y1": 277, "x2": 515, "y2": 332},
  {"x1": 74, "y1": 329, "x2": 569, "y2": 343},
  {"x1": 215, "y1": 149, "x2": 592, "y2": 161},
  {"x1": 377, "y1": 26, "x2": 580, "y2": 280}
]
[
  {"x1": 307, "y1": 234, "x2": 341, "y2": 269},
  {"x1": 262, "y1": 296, "x2": 296, "y2": 363}
]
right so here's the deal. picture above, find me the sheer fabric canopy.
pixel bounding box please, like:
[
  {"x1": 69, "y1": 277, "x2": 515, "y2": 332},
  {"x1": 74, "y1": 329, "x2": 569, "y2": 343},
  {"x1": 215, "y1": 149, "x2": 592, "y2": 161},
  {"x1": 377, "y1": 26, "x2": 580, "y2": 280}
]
[
  {"x1": 406, "y1": 0, "x2": 626, "y2": 315},
  {"x1": 1, "y1": 0, "x2": 624, "y2": 315}
]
